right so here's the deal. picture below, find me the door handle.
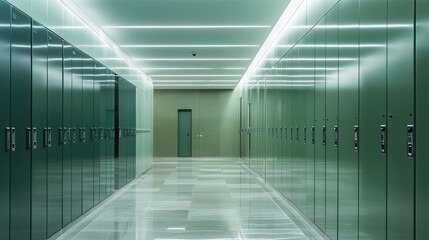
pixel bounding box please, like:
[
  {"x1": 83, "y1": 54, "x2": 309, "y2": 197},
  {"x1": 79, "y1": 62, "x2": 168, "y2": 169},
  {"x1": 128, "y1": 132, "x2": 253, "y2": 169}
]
[
  {"x1": 32, "y1": 128, "x2": 37, "y2": 149},
  {"x1": 73, "y1": 128, "x2": 76, "y2": 143},
  {"x1": 67, "y1": 128, "x2": 71, "y2": 144},
  {"x1": 48, "y1": 128, "x2": 51, "y2": 147},
  {"x1": 100, "y1": 127, "x2": 103, "y2": 140},
  {"x1": 11, "y1": 127, "x2": 16, "y2": 152},
  {"x1": 296, "y1": 127, "x2": 299, "y2": 142},
  {"x1": 5, "y1": 127, "x2": 11, "y2": 151},
  {"x1": 334, "y1": 125, "x2": 338, "y2": 148},
  {"x1": 322, "y1": 126, "x2": 326, "y2": 146},
  {"x1": 407, "y1": 125, "x2": 414, "y2": 158},
  {"x1": 311, "y1": 126, "x2": 315, "y2": 145},
  {"x1": 354, "y1": 125, "x2": 359, "y2": 151},
  {"x1": 303, "y1": 126, "x2": 307, "y2": 144},
  {"x1": 44, "y1": 128, "x2": 48, "y2": 147},
  {"x1": 26, "y1": 127, "x2": 32, "y2": 149},
  {"x1": 290, "y1": 127, "x2": 293, "y2": 142},
  {"x1": 380, "y1": 125, "x2": 386, "y2": 154},
  {"x1": 83, "y1": 128, "x2": 86, "y2": 142}
]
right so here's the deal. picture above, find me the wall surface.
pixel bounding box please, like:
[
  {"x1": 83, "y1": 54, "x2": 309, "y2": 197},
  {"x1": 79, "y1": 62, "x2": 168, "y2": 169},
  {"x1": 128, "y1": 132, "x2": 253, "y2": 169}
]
[{"x1": 154, "y1": 90, "x2": 239, "y2": 157}]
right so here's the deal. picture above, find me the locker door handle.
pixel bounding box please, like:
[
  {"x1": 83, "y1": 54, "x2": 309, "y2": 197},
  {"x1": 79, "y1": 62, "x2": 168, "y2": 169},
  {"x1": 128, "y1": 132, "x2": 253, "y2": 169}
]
[
  {"x1": 83, "y1": 128, "x2": 86, "y2": 142},
  {"x1": 290, "y1": 128, "x2": 293, "y2": 142},
  {"x1": 284, "y1": 127, "x2": 287, "y2": 141},
  {"x1": 296, "y1": 127, "x2": 299, "y2": 142},
  {"x1": 32, "y1": 128, "x2": 37, "y2": 149},
  {"x1": 380, "y1": 125, "x2": 386, "y2": 154},
  {"x1": 26, "y1": 127, "x2": 32, "y2": 149},
  {"x1": 303, "y1": 127, "x2": 307, "y2": 144},
  {"x1": 407, "y1": 125, "x2": 414, "y2": 158},
  {"x1": 5, "y1": 127, "x2": 11, "y2": 151},
  {"x1": 11, "y1": 127, "x2": 16, "y2": 152},
  {"x1": 354, "y1": 125, "x2": 359, "y2": 151},
  {"x1": 94, "y1": 127, "x2": 98, "y2": 140},
  {"x1": 67, "y1": 128, "x2": 71, "y2": 144},
  {"x1": 334, "y1": 126, "x2": 338, "y2": 148},
  {"x1": 280, "y1": 128, "x2": 283, "y2": 139},
  {"x1": 322, "y1": 126, "x2": 326, "y2": 146},
  {"x1": 73, "y1": 128, "x2": 76, "y2": 143},
  {"x1": 100, "y1": 127, "x2": 103, "y2": 140},
  {"x1": 311, "y1": 126, "x2": 315, "y2": 145},
  {"x1": 59, "y1": 128, "x2": 63, "y2": 145},
  {"x1": 79, "y1": 128, "x2": 83, "y2": 142},
  {"x1": 48, "y1": 128, "x2": 51, "y2": 147},
  {"x1": 44, "y1": 128, "x2": 48, "y2": 147}
]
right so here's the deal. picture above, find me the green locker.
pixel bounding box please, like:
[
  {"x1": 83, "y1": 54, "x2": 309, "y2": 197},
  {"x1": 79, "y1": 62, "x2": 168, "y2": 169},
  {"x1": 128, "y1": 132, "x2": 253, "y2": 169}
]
[
  {"x1": 82, "y1": 55, "x2": 94, "y2": 213},
  {"x1": 304, "y1": 31, "x2": 315, "y2": 221},
  {"x1": 386, "y1": 0, "x2": 415, "y2": 239},
  {"x1": 0, "y1": 1, "x2": 10, "y2": 238},
  {"x1": 107, "y1": 71, "x2": 116, "y2": 194},
  {"x1": 118, "y1": 77, "x2": 127, "y2": 188},
  {"x1": 47, "y1": 31, "x2": 63, "y2": 236},
  {"x1": 416, "y1": 0, "x2": 429, "y2": 239},
  {"x1": 31, "y1": 21, "x2": 48, "y2": 240},
  {"x1": 314, "y1": 17, "x2": 326, "y2": 231},
  {"x1": 338, "y1": 0, "x2": 359, "y2": 238},
  {"x1": 325, "y1": 5, "x2": 339, "y2": 239},
  {"x1": 62, "y1": 42, "x2": 73, "y2": 226},
  {"x1": 359, "y1": 0, "x2": 388, "y2": 239},
  {"x1": 10, "y1": 7, "x2": 32, "y2": 240},
  {"x1": 94, "y1": 66, "x2": 102, "y2": 199},
  {"x1": 71, "y1": 49, "x2": 83, "y2": 220}
]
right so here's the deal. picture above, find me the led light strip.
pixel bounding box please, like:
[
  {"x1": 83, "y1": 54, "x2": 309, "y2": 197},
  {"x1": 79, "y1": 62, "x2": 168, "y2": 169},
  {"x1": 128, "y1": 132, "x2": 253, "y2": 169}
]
[
  {"x1": 103, "y1": 25, "x2": 271, "y2": 29},
  {"x1": 133, "y1": 58, "x2": 252, "y2": 61},
  {"x1": 59, "y1": 0, "x2": 150, "y2": 83},
  {"x1": 237, "y1": 0, "x2": 304, "y2": 88},
  {"x1": 120, "y1": 44, "x2": 259, "y2": 48}
]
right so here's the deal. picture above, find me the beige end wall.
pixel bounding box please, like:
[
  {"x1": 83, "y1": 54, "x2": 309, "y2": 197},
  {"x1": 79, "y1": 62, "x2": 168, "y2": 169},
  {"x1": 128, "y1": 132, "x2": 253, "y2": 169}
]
[{"x1": 154, "y1": 89, "x2": 240, "y2": 157}]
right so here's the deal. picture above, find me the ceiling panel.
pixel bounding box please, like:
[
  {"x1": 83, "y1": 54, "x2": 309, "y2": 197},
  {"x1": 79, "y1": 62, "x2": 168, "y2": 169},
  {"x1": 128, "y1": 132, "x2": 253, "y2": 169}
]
[{"x1": 71, "y1": 0, "x2": 291, "y2": 89}]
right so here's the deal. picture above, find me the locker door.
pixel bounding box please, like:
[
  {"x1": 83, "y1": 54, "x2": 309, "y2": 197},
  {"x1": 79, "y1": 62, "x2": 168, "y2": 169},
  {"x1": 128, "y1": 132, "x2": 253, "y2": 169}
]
[
  {"x1": 386, "y1": 0, "x2": 415, "y2": 239},
  {"x1": 47, "y1": 31, "x2": 63, "y2": 236},
  {"x1": 97, "y1": 67, "x2": 105, "y2": 199},
  {"x1": 314, "y1": 17, "x2": 326, "y2": 231},
  {"x1": 359, "y1": 0, "x2": 388, "y2": 239},
  {"x1": 82, "y1": 56, "x2": 94, "y2": 213},
  {"x1": 31, "y1": 21, "x2": 48, "y2": 240},
  {"x1": 325, "y1": 5, "x2": 339, "y2": 239},
  {"x1": 93, "y1": 66, "x2": 102, "y2": 199},
  {"x1": 62, "y1": 42, "x2": 73, "y2": 226},
  {"x1": 71, "y1": 49, "x2": 83, "y2": 220},
  {"x1": 0, "y1": 1, "x2": 11, "y2": 238},
  {"x1": 338, "y1": 0, "x2": 359, "y2": 238},
  {"x1": 416, "y1": 0, "x2": 429, "y2": 239},
  {"x1": 10, "y1": 7, "x2": 32, "y2": 240},
  {"x1": 118, "y1": 78, "x2": 127, "y2": 188},
  {"x1": 304, "y1": 31, "x2": 315, "y2": 221},
  {"x1": 106, "y1": 71, "x2": 115, "y2": 194}
]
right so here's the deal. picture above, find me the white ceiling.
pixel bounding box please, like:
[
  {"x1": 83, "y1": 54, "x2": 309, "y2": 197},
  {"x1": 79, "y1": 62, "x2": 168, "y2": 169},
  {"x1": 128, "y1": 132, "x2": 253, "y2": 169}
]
[{"x1": 71, "y1": 0, "x2": 291, "y2": 89}]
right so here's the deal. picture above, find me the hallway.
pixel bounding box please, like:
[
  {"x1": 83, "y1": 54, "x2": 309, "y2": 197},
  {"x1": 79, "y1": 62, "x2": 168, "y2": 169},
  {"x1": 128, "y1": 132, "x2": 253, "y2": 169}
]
[{"x1": 56, "y1": 158, "x2": 325, "y2": 240}]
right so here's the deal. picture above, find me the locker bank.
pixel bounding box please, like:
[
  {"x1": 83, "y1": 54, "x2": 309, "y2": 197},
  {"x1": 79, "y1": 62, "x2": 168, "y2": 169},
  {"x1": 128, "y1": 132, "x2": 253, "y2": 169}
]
[{"x1": 0, "y1": 0, "x2": 428, "y2": 239}]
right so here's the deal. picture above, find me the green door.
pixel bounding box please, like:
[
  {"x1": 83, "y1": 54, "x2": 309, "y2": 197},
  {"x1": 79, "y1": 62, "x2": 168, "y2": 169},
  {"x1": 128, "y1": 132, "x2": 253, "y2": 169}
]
[{"x1": 178, "y1": 110, "x2": 192, "y2": 157}]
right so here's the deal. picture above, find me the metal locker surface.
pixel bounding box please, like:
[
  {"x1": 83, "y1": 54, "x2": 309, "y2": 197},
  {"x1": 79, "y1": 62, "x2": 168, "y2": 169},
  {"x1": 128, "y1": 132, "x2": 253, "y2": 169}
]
[
  {"x1": 358, "y1": 0, "x2": 388, "y2": 239},
  {"x1": 82, "y1": 55, "x2": 94, "y2": 213},
  {"x1": 93, "y1": 63, "x2": 101, "y2": 202},
  {"x1": 62, "y1": 42, "x2": 73, "y2": 226},
  {"x1": 386, "y1": 0, "x2": 415, "y2": 239},
  {"x1": 325, "y1": 5, "x2": 339, "y2": 239},
  {"x1": 71, "y1": 49, "x2": 83, "y2": 220},
  {"x1": 314, "y1": 17, "x2": 326, "y2": 232},
  {"x1": 0, "y1": 1, "x2": 11, "y2": 238},
  {"x1": 338, "y1": 0, "x2": 359, "y2": 238},
  {"x1": 10, "y1": 7, "x2": 32, "y2": 240},
  {"x1": 416, "y1": 0, "x2": 429, "y2": 239},
  {"x1": 46, "y1": 31, "x2": 63, "y2": 237},
  {"x1": 31, "y1": 21, "x2": 48, "y2": 240}
]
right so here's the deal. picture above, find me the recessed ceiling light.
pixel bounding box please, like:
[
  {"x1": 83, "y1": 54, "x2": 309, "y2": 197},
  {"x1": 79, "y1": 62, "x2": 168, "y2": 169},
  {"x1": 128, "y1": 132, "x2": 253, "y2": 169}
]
[
  {"x1": 142, "y1": 68, "x2": 246, "y2": 70},
  {"x1": 133, "y1": 58, "x2": 252, "y2": 61},
  {"x1": 103, "y1": 25, "x2": 271, "y2": 29},
  {"x1": 120, "y1": 45, "x2": 259, "y2": 48},
  {"x1": 151, "y1": 74, "x2": 242, "y2": 77}
]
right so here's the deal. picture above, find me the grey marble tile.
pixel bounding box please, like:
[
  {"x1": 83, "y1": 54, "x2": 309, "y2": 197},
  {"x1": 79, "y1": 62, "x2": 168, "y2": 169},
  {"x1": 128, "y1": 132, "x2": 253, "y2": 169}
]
[{"x1": 56, "y1": 157, "x2": 325, "y2": 240}]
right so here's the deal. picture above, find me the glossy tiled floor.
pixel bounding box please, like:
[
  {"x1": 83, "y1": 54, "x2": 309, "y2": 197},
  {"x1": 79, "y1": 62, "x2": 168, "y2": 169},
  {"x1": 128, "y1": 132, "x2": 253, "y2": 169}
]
[{"x1": 56, "y1": 158, "x2": 326, "y2": 240}]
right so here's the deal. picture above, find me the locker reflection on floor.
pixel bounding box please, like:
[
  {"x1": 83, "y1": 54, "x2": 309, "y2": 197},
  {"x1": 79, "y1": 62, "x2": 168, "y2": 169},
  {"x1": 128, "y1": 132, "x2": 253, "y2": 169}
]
[{"x1": 55, "y1": 158, "x2": 325, "y2": 240}]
